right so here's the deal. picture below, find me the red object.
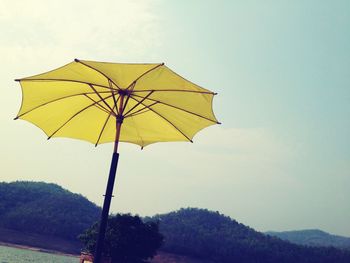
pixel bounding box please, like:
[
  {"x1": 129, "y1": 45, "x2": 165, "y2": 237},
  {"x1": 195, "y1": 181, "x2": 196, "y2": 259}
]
[{"x1": 79, "y1": 252, "x2": 111, "y2": 263}]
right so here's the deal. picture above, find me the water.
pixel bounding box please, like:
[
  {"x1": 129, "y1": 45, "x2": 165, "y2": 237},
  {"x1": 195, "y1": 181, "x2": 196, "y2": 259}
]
[{"x1": 0, "y1": 245, "x2": 78, "y2": 263}]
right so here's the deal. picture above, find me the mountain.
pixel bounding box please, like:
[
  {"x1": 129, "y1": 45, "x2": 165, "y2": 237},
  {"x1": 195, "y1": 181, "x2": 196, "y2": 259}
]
[
  {"x1": 148, "y1": 208, "x2": 350, "y2": 263},
  {"x1": 0, "y1": 181, "x2": 101, "y2": 241},
  {"x1": 266, "y1": 229, "x2": 350, "y2": 249},
  {"x1": 1, "y1": 182, "x2": 350, "y2": 262}
]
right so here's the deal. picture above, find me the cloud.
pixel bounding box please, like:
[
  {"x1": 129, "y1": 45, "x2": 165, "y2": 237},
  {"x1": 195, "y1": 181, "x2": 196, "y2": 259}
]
[
  {"x1": 134, "y1": 126, "x2": 296, "y2": 176},
  {"x1": 0, "y1": 0, "x2": 161, "y2": 64},
  {"x1": 106, "y1": 125, "x2": 301, "y2": 220},
  {"x1": 0, "y1": 0, "x2": 162, "y2": 123}
]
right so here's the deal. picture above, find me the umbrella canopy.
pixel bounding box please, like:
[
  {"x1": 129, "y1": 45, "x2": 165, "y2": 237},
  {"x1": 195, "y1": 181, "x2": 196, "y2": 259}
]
[
  {"x1": 15, "y1": 59, "x2": 219, "y2": 148},
  {"x1": 15, "y1": 59, "x2": 219, "y2": 263}
]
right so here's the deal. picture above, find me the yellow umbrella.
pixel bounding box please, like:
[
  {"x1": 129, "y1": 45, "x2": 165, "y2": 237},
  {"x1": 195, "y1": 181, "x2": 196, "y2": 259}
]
[{"x1": 15, "y1": 59, "x2": 220, "y2": 262}]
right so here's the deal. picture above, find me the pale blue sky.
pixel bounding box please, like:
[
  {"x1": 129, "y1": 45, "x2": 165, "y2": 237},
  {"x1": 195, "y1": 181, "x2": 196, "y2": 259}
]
[{"x1": 1, "y1": 0, "x2": 349, "y2": 236}]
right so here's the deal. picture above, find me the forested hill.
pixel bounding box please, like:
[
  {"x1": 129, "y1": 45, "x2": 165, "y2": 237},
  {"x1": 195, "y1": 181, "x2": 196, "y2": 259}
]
[
  {"x1": 1, "y1": 182, "x2": 350, "y2": 262},
  {"x1": 0, "y1": 181, "x2": 100, "y2": 240},
  {"x1": 148, "y1": 208, "x2": 350, "y2": 263},
  {"x1": 266, "y1": 229, "x2": 350, "y2": 249}
]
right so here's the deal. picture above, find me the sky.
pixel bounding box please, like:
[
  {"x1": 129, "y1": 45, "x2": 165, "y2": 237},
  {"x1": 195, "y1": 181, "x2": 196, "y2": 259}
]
[{"x1": 1, "y1": 0, "x2": 349, "y2": 236}]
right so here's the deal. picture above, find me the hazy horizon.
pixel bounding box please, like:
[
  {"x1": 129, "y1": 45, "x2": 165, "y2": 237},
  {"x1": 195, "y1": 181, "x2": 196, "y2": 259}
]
[{"x1": 1, "y1": 0, "x2": 349, "y2": 236}]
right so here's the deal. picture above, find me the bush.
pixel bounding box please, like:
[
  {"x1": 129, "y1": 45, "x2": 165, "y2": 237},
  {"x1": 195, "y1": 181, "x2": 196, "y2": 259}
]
[{"x1": 79, "y1": 214, "x2": 163, "y2": 263}]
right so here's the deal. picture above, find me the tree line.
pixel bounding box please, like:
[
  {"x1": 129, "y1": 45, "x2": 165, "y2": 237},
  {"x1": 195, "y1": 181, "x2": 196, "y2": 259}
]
[
  {"x1": 147, "y1": 208, "x2": 350, "y2": 263},
  {"x1": 0, "y1": 181, "x2": 100, "y2": 240},
  {"x1": 2, "y1": 182, "x2": 350, "y2": 262}
]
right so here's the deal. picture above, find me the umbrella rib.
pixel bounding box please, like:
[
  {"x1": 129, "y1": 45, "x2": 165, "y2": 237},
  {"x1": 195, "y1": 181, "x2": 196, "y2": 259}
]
[
  {"x1": 88, "y1": 84, "x2": 117, "y2": 116},
  {"x1": 16, "y1": 78, "x2": 113, "y2": 90},
  {"x1": 135, "y1": 117, "x2": 145, "y2": 150},
  {"x1": 129, "y1": 96, "x2": 193, "y2": 143},
  {"x1": 14, "y1": 91, "x2": 111, "y2": 119},
  {"x1": 123, "y1": 91, "x2": 154, "y2": 116},
  {"x1": 121, "y1": 82, "x2": 136, "y2": 113},
  {"x1": 124, "y1": 101, "x2": 158, "y2": 118},
  {"x1": 109, "y1": 80, "x2": 119, "y2": 114},
  {"x1": 132, "y1": 89, "x2": 216, "y2": 95},
  {"x1": 130, "y1": 115, "x2": 145, "y2": 148},
  {"x1": 113, "y1": 94, "x2": 121, "y2": 115},
  {"x1": 94, "y1": 78, "x2": 119, "y2": 145},
  {"x1": 84, "y1": 94, "x2": 114, "y2": 115},
  {"x1": 47, "y1": 94, "x2": 114, "y2": 139},
  {"x1": 130, "y1": 93, "x2": 219, "y2": 124},
  {"x1": 75, "y1": 59, "x2": 121, "y2": 90},
  {"x1": 95, "y1": 106, "x2": 115, "y2": 147},
  {"x1": 126, "y1": 63, "x2": 164, "y2": 89}
]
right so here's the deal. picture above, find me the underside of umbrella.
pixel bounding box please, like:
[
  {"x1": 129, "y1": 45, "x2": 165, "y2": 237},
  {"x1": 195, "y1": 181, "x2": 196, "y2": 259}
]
[{"x1": 15, "y1": 59, "x2": 219, "y2": 149}]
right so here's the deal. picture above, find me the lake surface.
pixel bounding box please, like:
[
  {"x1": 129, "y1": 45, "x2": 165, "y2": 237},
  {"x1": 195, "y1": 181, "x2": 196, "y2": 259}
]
[{"x1": 0, "y1": 245, "x2": 78, "y2": 263}]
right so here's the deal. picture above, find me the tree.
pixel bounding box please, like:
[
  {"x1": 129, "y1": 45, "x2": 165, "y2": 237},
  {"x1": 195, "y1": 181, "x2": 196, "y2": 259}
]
[{"x1": 79, "y1": 214, "x2": 163, "y2": 263}]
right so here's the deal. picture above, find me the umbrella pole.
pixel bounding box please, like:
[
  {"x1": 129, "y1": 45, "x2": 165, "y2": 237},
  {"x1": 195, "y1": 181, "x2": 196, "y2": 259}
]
[
  {"x1": 94, "y1": 95, "x2": 124, "y2": 263},
  {"x1": 93, "y1": 153, "x2": 119, "y2": 263}
]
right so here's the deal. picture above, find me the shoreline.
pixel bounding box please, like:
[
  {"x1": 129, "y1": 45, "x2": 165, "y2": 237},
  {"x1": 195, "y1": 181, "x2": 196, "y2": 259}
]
[{"x1": 0, "y1": 241, "x2": 79, "y2": 258}]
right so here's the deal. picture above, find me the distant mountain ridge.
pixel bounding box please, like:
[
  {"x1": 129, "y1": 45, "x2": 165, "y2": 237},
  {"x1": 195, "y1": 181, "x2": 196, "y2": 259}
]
[
  {"x1": 266, "y1": 229, "x2": 350, "y2": 249},
  {"x1": 148, "y1": 208, "x2": 350, "y2": 263}
]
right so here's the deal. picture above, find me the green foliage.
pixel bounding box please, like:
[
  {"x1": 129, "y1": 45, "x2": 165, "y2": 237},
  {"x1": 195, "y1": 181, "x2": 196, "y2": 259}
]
[
  {"x1": 79, "y1": 214, "x2": 163, "y2": 263},
  {"x1": 266, "y1": 229, "x2": 350, "y2": 249},
  {"x1": 0, "y1": 181, "x2": 100, "y2": 240},
  {"x1": 148, "y1": 208, "x2": 350, "y2": 263}
]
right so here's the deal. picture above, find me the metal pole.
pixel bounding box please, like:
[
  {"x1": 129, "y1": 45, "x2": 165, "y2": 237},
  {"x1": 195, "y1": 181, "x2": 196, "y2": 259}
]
[
  {"x1": 93, "y1": 151, "x2": 119, "y2": 263},
  {"x1": 94, "y1": 94, "x2": 125, "y2": 263}
]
